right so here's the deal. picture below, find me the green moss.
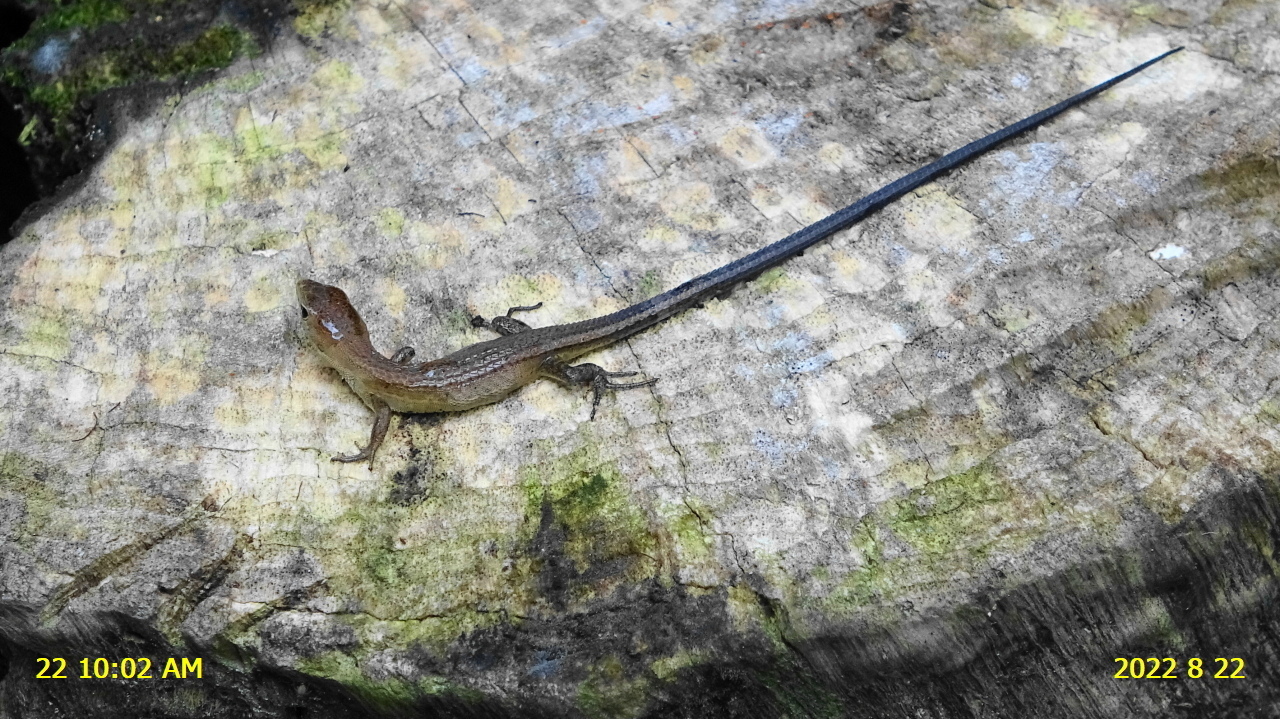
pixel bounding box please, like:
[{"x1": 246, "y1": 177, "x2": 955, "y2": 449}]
[
  {"x1": 0, "y1": 452, "x2": 60, "y2": 547},
  {"x1": 444, "y1": 308, "x2": 475, "y2": 336},
  {"x1": 13, "y1": 311, "x2": 73, "y2": 361},
  {"x1": 375, "y1": 207, "x2": 406, "y2": 238},
  {"x1": 17, "y1": 116, "x2": 39, "y2": 146},
  {"x1": 667, "y1": 501, "x2": 714, "y2": 564},
  {"x1": 294, "y1": 0, "x2": 353, "y2": 39},
  {"x1": 888, "y1": 461, "x2": 1011, "y2": 558},
  {"x1": 650, "y1": 649, "x2": 708, "y2": 681},
  {"x1": 637, "y1": 269, "x2": 662, "y2": 299},
  {"x1": 246, "y1": 231, "x2": 291, "y2": 252},
  {"x1": 520, "y1": 446, "x2": 657, "y2": 578},
  {"x1": 30, "y1": 0, "x2": 129, "y2": 35},
  {"x1": 822, "y1": 459, "x2": 1051, "y2": 614},
  {"x1": 1202, "y1": 154, "x2": 1280, "y2": 206},
  {"x1": 298, "y1": 651, "x2": 481, "y2": 709},
  {"x1": 166, "y1": 25, "x2": 254, "y2": 72},
  {"x1": 577, "y1": 655, "x2": 651, "y2": 719},
  {"x1": 754, "y1": 267, "x2": 786, "y2": 293},
  {"x1": 24, "y1": 25, "x2": 254, "y2": 136}
]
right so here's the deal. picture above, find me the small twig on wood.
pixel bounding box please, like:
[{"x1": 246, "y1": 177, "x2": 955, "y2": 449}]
[{"x1": 72, "y1": 402, "x2": 121, "y2": 441}]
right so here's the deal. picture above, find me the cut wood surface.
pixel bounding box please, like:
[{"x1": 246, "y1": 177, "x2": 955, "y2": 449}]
[{"x1": 2, "y1": 0, "x2": 1279, "y2": 716}]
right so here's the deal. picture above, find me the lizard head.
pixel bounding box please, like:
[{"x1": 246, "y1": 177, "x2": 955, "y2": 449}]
[{"x1": 296, "y1": 279, "x2": 372, "y2": 356}]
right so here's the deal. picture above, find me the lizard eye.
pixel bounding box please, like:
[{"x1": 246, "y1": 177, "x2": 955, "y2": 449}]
[{"x1": 300, "y1": 306, "x2": 310, "y2": 319}]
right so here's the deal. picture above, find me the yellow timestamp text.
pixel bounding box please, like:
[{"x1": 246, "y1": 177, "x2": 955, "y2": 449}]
[
  {"x1": 35, "y1": 657, "x2": 203, "y2": 680},
  {"x1": 1113, "y1": 657, "x2": 1246, "y2": 679}
]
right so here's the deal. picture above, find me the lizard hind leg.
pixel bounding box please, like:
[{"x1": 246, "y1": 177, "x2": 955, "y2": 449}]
[
  {"x1": 471, "y1": 302, "x2": 544, "y2": 336},
  {"x1": 542, "y1": 358, "x2": 657, "y2": 419}
]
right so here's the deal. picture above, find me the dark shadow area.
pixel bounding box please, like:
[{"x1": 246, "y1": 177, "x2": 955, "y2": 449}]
[{"x1": 0, "y1": 0, "x2": 37, "y2": 243}]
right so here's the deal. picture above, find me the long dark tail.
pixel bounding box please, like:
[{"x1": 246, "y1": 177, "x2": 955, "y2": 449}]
[{"x1": 582, "y1": 47, "x2": 1181, "y2": 344}]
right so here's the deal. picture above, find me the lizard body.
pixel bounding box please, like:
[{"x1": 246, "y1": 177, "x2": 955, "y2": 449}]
[{"x1": 298, "y1": 48, "x2": 1181, "y2": 464}]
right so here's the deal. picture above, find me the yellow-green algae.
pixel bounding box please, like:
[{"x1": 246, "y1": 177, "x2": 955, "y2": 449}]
[
  {"x1": 1065, "y1": 285, "x2": 1174, "y2": 358},
  {"x1": 753, "y1": 267, "x2": 787, "y2": 294},
  {"x1": 297, "y1": 651, "x2": 482, "y2": 710},
  {"x1": 1211, "y1": 0, "x2": 1263, "y2": 26},
  {"x1": 649, "y1": 648, "x2": 709, "y2": 681},
  {"x1": 577, "y1": 655, "x2": 651, "y2": 719},
  {"x1": 824, "y1": 460, "x2": 1051, "y2": 611},
  {"x1": 663, "y1": 497, "x2": 716, "y2": 566},
  {"x1": 1131, "y1": 3, "x2": 1192, "y2": 28},
  {"x1": 934, "y1": 3, "x2": 1033, "y2": 69},
  {"x1": 888, "y1": 461, "x2": 1013, "y2": 556},
  {"x1": 1201, "y1": 152, "x2": 1280, "y2": 207},
  {"x1": 0, "y1": 452, "x2": 61, "y2": 550},
  {"x1": 375, "y1": 207, "x2": 406, "y2": 239},
  {"x1": 1200, "y1": 236, "x2": 1280, "y2": 295},
  {"x1": 14, "y1": 0, "x2": 129, "y2": 43},
  {"x1": 637, "y1": 269, "x2": 663, "y2": 299},
  {"x1": 23, "y1": 25, "x2": 258, "y2": 134},
  {"x1": 212, "y1": 443, "x2": 684, "y2": 699},
  {"x1": 98, "y1": 73, "x2": 357, "y2": 214},
  {"x1": 294, "y1": 0, "x2": 354, "y2": 40},
  {"x1": 10, "y1": 308, "x2": 74, "y2": 362},
  {"x1": 519, "y1": 444, "x2": 658, "y2": 584}
]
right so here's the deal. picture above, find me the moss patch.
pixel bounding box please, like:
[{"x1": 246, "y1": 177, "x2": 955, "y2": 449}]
[
  {"x1": 26, "y1": 25, "x2": 255, "y2": 130},
  {"x1": 520, "y1": 445, "x2": 658, "y2": 580},
  {"x1": 649, "y1": 648, "x2": 709, "y2": 681},
  {"x1": 577, "y1": 655, "x2": 651, "y2": 719},
  {"x1": 753, "y1": 267, "x2": 786, "y2": 293},
  {"x1": 637, "y1": 269, "x2": 663, "y2": 299},
  {"x1": 888, "y1": 461, "x2": 1012, "y2": 556},
  {"x1": 297, "y1": 651, "x2": 482, "y2": 710},
  {"x1": 0, "y1": 452, "x2": 61, "y2": 548},
  {"x1": 294, "y1": 0, "x2": 353, "y2": 40},
  {"x1": 1201, "y1": 153, "x2": 1280, "y2": 207},
  {"x1": 823, "y1": 459, "x2": 1049, "y2": 612},
  {"x1": 0, "y1": 0, "x2": 289, "y2": 195},
  {"x1": 30, "y1": 0, "x2": 130, "y2": 35}
]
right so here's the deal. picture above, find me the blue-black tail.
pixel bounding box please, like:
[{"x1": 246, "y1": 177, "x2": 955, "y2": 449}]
[{"x1": 560, "y1": 47, "x2": 1182, "y2": 351}]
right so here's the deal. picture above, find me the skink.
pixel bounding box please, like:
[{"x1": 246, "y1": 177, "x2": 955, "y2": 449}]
[{"x1": 297, "y1": 48, "x2": 1181, "y2": 464}]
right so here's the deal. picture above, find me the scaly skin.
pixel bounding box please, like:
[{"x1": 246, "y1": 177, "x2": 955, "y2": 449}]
[{"x1": 297, "y1": 48, "x2": 1183, "y2": 465}]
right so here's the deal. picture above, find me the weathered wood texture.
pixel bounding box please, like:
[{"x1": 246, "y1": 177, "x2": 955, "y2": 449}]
[{"x1": 3, "y1": 0, "x2": 1279, "y2": 716}]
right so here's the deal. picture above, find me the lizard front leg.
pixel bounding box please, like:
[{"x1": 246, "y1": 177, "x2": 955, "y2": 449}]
[
  {"x1": 332, "y1": 396, "x2": 392, "y2": 467},
  {"x1": 471, "y1": 302, "x2": 544, "y2": 336}
]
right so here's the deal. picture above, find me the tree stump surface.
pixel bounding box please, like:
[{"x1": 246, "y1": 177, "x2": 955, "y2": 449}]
[{"x1": 2, "y1": 0, "x2": 1279, "y2": 716}]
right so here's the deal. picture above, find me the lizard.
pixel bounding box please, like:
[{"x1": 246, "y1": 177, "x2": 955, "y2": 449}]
[{"x1": 297, "y1": 47, "x2": 1182, "y2": 465}]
